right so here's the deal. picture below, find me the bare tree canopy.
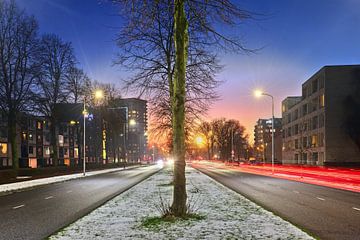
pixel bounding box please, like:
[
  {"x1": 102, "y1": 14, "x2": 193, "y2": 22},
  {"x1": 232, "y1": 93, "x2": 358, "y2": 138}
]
[
  {"x1": 32, "y1": 34, "x2": 76, "y2": 165},
  {"x1": 0, "y1": 0, "x2": 39, "y2": 169},
  {"x1": 113, "y1": 0, "x2": 255, "y2": 139},
  {"x1": 66, "y1": 67, "x2": 89, "y2": 104},
  {"x1": 197, "y1": 118, "x2": 249, "y2": 160}
]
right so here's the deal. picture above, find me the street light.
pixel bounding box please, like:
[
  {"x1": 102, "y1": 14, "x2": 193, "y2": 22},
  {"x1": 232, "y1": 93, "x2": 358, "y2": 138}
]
[
  {"x1": 83, "y1": 89, "x2": 104, "y2": 176},
  {"x1": 254, "y1": 89, "x2": 275, "y2": 174}
]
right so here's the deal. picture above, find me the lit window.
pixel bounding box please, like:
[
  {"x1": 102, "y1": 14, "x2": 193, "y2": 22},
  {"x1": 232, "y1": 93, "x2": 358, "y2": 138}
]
[
  {"x1": 311, "y1": 135, "x2": 318, "y2": 147},
  {"x1": 74, "y1": 148, "x2": 79, "y2": 158},
  {"x1": 0, "y1": 143, "x2": 7, "y2": 154},
  {"x1": 319, "y1": 94, "x2": 325, "y2": 107},
  {"x1": 44, "y1": 146, "x2": 50, "y2": 155}
]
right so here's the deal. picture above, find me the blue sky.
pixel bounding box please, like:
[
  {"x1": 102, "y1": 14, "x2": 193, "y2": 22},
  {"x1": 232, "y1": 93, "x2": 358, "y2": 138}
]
[{"x1": 16, "y1": 0, "x2": 360, "y2": 140}]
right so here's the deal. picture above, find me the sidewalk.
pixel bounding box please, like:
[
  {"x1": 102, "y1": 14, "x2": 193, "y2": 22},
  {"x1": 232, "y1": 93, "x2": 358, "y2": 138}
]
[
  {"x1": 195, "y1": 160, "x2": 360, "y2": 193},
  {"x1": 0, "y1": 165, "x2": 139, "y2": 194},
  {"x1": 50, "y1": 166, "x2": 313, "y2": 240}
]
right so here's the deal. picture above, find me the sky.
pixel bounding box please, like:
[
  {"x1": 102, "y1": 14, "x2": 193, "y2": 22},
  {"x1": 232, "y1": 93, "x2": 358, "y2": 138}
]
[{"x1": 16, "y1": 0, "x2": 360, "y2": 143}]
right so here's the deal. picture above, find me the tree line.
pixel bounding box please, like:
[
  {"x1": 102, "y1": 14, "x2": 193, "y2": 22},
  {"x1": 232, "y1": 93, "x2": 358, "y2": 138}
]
[
  {"x1": 195, "y1": 118, "x2": 250, "y2": 161},
  {"x1": 0, "y1": 1, "x2": 120, "y2": 170}
]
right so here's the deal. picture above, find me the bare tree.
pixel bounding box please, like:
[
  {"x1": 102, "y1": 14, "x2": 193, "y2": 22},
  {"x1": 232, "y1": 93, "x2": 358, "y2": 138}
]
[
  {"x1": 113, "y1": 0, "x2": 255, "y2": 217},
  {"x1": 0, "y1": 0, "x2": 39, "y2": 170},
  {"x1": 33, "y1": 34, "x2": 76, "y2": 166},
  {"x1": 209, "y1": 119, "x2": 248, "y2": 160},
  {"x1": 66, "y1": 67, "x2": 89, "y2": 104},
  {"x1": 114, "y1": 0, "x2": 225, "y2": 139}
]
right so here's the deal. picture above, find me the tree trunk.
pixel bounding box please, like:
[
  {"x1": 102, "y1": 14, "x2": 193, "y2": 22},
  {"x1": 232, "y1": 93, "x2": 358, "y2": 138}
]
[
  {"x1": 8, "y1": 112, "x2": 18, "y2": 171},
  {"x1": 50, "y1": 115, "x2": 58, "y2": 166},
  {"x1": 171, "y1": 0, "x2": 188, "y2": 217}
]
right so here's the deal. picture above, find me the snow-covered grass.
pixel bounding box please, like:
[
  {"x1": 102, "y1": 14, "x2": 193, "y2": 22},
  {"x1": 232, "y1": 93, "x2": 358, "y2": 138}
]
[
  {"x1": 0, "y1": 166, "x2": 138, "y2": 194},
  {"x1": 50, "y1": 166, "x2": 314, "y2": 240}
]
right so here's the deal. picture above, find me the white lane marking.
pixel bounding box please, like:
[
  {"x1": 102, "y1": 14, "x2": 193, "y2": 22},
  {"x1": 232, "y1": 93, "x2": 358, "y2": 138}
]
[
  {"x1": 293, "y1": 190, "x2": 300, "y2": 194},
  {"x1": 316, "y1": 197, "x2": 325, "y2": 201},
  {"x1": 12, "y1": 204, "x2": 25, "y2": 209},
  {"x1": 66, "y1": 190, "x2": 72, "y2": 193},
  {"x1": 45, "y1": 196, "x2": 54, "y2": 200},
  {"x1": 353, "y1": 207, "x2": 360, "y2": 211}
]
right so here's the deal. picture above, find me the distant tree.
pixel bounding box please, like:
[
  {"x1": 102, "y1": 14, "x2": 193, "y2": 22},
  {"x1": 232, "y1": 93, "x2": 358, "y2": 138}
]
[
  {"x1": 66, "y1": 67, "x2": 89, "y2": 104},
  {"x1": 197, "y1": 121, "x2": 214, "y2": 160},
  {"x1": 210, "y1": 119, "x2": 248, "y2": 160},
  {"x1": 33, "y1": 34, "x2": 76, "y2": 166},
  {"x1": 0, "y1": 0, "x2": 39, "y2": 170}
]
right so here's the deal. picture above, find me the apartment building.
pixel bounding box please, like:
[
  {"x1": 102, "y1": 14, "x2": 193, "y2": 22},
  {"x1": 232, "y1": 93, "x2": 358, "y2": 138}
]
[
  {"x1": 282, "y1": 65, "x2": 360, "y2": 166},
  {"x1": 112, "y1": 98, "x2": 148, "y2": 162},
  {"x1": 254, "y1": 118, "x2": 282, "y2": 163},
  {"x1": 0, "y1": 98, "x2": 148, "y2": 169}
]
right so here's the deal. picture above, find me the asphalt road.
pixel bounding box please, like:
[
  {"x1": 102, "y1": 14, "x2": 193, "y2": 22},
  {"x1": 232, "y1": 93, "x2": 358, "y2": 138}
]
[
  {"x1": 192, "y1": 163, "x2": 360, "y2": 240},
  {"x1": 0, "y1": 165, "x2": 160, "y2": 240}
]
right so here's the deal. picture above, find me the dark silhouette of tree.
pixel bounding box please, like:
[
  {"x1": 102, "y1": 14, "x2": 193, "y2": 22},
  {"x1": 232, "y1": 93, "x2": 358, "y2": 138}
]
[
  {"x1": 66, "y1": 67, "x2": 89, "y2": 104},
  {"x1": 33, "y1": 34, "x2": 76, "y2": 166},
  {"x1": 199, "y1": 118, "x2": 249, "y2": 160},
  {"x1": 0, "y1": 0, "x2": 39, "y2": 170}
]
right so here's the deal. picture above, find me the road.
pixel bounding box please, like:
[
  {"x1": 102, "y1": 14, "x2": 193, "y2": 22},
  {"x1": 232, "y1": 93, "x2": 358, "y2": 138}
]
[
  {"x1": 0, "y1": 165, "x2": 160, "y2": 240},
  {"x1": 192, "y1": 163, "x2": 360, "y2": 240}
]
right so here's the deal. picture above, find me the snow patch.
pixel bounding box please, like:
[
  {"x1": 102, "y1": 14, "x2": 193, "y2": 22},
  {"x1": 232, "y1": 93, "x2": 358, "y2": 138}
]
[{"x1": 50, "y1": 167, "x2": 314, "y2": 240}]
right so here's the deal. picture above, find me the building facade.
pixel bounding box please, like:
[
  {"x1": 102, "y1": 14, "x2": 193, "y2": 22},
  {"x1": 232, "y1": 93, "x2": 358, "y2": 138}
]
[
  {"x1": 112, "y1": 98, "x2": 148, "y2": 163},
  {"x1": 282, "y1": 65, "x2": 360, "y2": 166},
  {"x1": 254, "y1": 118, "x2": 282, "y2": 163},
  {"x1": 0, "y1": 98, "x2": 148, "y2": 169}
]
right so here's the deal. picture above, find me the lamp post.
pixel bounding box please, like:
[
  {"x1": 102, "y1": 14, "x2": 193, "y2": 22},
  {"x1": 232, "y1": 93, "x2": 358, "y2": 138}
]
[
  {"x1": 254, "y1": 90, "x2": 275, "y2": 174},
  {"x1": 83, "y1": 89, "x2": 103, "y2": 176}
]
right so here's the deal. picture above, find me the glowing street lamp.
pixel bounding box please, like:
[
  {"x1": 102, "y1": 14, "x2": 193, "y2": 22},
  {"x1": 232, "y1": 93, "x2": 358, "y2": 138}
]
[
  {"x1": 254, "y1": 89, "x2": 275, "y2": 174},
  {"x1": 83, "y1": 89, "x2": 104, "y2": 176},
  {"x1": 94, "y1": 89, "x2": 104, "y2": 99},
  {"x1": 195, "y1": 136, "x2": 205, "y2": 146},
  {"x1": 129, "y1": 119, "x2": 136, "y2": 126}
]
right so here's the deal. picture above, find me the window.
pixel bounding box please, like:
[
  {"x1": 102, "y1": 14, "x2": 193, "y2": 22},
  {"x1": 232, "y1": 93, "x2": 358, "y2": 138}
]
[
  {"x1": 319, "y1": 94, "x2": 325, "y2": 107},
  {"x1": 319, "y1": 132, "x2": 324, "y2": 147},
  {"x1": 302, "y1": 104, "x2": 308, "y2": 116},
  {"x1": 22, "y1": 132, "x2": 27, "y2": 141},
  {"x1": 312, "y1": 79, "x2": 318, "y2": 93},
  {"x1": 295, "y1": 139, "x2": 299, "y2": 149},
  {"x1": 37, "y1": 146, "x2": 43, "y2": 156},
  {"x1": 0, "y1": 128, "x2": 7, "y2": 138},
  {"x1": 303, "y1": 137, "x2": 307, "y2": 148},
  {"x1": 302, "y1": 86, "x2": 308, "y2": 99},
  {"x1": 28, "y1": 132, "x2": 34, "y2": 141},
  {"x1": 312, "y1": 116, "x2": 318, "y2": 130},
  {"x1": 28, "y1": 146, "x2": 34, "y2": 154},
  {"x1": 319, "y1": 114, "x2": 325, "y2": 128},
  {"x1": 0, "y1": 143, "x2": 7, "y2": 155},
  {"x1": 44, "y1": 146, "x2": 50, "y2": 156},
  {"x1": 311, "y1": 97, "x2": 318, "y2": 112},
  {"x1": 294, "y1": 124, "x2": 299, "y2": 135},
  {"x1": 319, "y1": 78, "x2": 324, "y2": 89},
  {"x1": 294, "y1": 109, "x2": 299, "y2": 120},
  {"x1": 37, "y1": 121, "x2": 42, "y2": 130},
  {"x1": 311, "y1": 135, "x2": 318, "y2": 147}
]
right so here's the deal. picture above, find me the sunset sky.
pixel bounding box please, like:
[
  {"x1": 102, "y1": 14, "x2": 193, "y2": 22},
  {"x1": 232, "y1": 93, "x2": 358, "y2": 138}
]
[{"x1": 17, "y1": 0, "x2": 360, "y2": 143}]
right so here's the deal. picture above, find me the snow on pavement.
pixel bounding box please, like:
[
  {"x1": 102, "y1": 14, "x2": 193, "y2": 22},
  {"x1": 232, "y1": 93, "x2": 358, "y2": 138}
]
[
  {"x1": 0, "y1": 166, "x2": 138, "y2": 194},
  {"x1": 51, "y1": 166, "x2": 314, "y2": 240}
]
